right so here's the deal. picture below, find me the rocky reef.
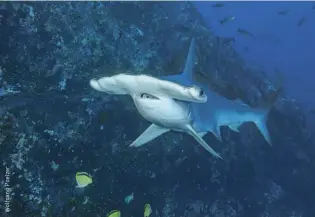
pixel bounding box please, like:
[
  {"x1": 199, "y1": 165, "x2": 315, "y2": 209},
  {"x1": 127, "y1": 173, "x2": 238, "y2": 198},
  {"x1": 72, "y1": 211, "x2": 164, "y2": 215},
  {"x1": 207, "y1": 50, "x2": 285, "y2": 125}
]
[{"x1": 0, "y1": 2, "x2": 314, "y2": 217}]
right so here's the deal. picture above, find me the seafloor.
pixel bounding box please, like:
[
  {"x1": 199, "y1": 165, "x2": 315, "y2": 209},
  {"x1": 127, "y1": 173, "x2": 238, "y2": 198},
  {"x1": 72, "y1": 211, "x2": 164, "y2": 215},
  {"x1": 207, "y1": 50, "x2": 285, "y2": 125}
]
[{"x1": 0, "y1": 2, "x2": 314, "y2": 217}]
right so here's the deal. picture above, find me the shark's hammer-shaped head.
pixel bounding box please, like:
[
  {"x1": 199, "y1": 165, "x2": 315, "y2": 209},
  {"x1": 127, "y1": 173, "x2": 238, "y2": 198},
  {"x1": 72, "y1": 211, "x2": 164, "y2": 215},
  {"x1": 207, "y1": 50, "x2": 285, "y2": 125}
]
[{"x1": 90, "y1": 76, "x2": 128, "y2": 95}]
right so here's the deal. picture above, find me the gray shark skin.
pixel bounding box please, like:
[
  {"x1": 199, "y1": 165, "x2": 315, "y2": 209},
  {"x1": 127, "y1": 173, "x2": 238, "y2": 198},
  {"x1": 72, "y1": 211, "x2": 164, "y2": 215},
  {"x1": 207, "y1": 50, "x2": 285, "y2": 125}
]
[{"x1": 160, "y1": 38, "x2": 272, "y2": 146}]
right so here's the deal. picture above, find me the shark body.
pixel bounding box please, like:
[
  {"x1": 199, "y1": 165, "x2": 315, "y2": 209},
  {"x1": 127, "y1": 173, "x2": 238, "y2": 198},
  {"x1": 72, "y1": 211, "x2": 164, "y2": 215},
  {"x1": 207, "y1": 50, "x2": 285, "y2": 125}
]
[
  {"x1": 160, "y1": 38, "x2": 272, "y2": 145},
  {"x1": 90, "y1": 71, "x2": 222, "y2": 158},
  {"x1": 90, "y1": 38, "x2": 272, "y2": 159}
]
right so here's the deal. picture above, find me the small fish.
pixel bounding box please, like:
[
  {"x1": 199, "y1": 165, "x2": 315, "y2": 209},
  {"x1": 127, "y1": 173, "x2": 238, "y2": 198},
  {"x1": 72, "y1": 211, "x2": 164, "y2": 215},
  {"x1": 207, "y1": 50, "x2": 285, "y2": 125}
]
[
  {"x1": 219, "y1": 16, "x2": 235, "y2": 25},
  {"x1": 225, "y1": 37, "x2": 235, "y2": 45},
  {"x1": 75, "y1": 172, "x2": 93, "y2": 188},
  {"x1": 50, "y1": 161, "x2": 59, "y2": 171},
  {"x1": 277, "y1": 10, "x2": 289, "y2": 15},
  {"x1": 144, "y1": 204, "x2": 152, "y2": 217},
  {"x1": 124, "y1": 192, "x2": 134, "y2": 204},
  {"x1": 297, "y1": 16, "x2": 307, "y2": 27},
  {"x1": 237, "y1": 28, "x2": 256, "y2": 39},
  {"x1": 312, "y1": 4, "x2": 315, "y2": 10},
  {"x1": 212, "y1": 3, "x2": 224, "y2": 8},
  {"x1": 107, "y1": 210, "x2": 121, "y2": 217},
  {"x1": 217, "y1": 36, "x2": 235, "y2": 45}
]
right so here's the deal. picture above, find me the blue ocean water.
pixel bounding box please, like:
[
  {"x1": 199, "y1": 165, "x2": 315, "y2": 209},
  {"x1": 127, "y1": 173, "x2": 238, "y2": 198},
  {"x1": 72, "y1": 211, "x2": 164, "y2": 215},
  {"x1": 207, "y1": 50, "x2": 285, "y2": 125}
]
[
  {"x1": 195, "y1": 1, "x2": 315, "y2": 108},
  {"x1": 1, "y1": 2, "x2": 315, "y2": 217}
]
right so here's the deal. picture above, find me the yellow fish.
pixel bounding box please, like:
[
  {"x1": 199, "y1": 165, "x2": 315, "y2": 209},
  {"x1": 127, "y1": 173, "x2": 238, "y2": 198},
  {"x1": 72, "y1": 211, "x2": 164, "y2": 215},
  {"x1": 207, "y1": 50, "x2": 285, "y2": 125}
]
[
  {"x1": 107, "y1": 210, "x2": 121, "y2": 217},
  {"x1": 144, "y1": 204, "x2": 152, "y2": 217},
  {"x1": 75, "y1": 172, "x2": 92, "y2": 188}
]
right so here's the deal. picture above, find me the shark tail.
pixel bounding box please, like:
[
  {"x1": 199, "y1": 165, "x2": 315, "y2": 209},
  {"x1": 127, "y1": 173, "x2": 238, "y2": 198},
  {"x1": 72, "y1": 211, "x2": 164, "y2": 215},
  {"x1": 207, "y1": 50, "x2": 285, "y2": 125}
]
[
  {"x1": 255, "y1": 71, "x2": 283, "y2": 146},
  {"x1": 255, "y1": 107, "x2": 272, "y2": 146}
]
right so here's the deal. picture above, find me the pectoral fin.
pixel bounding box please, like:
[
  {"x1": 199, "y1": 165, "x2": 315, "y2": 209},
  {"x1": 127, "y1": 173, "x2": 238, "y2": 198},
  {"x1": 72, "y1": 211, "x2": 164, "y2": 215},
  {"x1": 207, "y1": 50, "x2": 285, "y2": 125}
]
[
  {"x1": 185, "y1": 124, "x2": 222, "y2": 159},
  {"x1": 129, "y1": 124, "x2": 170, "y2": 148}
]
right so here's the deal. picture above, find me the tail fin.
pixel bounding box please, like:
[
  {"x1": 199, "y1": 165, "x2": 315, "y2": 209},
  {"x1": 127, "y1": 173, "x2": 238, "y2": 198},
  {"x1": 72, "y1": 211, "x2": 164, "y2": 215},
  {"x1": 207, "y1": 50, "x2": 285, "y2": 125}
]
[
  {"x1": 255, "y1": 108, "x2": 272, "y2": 146},
  {"x1": 255, "y1": 69, "x2": 283, "y2": 145}
]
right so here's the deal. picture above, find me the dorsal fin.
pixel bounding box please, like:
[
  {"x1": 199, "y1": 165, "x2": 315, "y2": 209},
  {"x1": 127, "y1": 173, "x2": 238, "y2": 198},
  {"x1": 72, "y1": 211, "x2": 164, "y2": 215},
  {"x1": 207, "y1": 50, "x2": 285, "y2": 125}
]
[{"x1": 181, "y1": 38, "x2": 196, "y2": 81}]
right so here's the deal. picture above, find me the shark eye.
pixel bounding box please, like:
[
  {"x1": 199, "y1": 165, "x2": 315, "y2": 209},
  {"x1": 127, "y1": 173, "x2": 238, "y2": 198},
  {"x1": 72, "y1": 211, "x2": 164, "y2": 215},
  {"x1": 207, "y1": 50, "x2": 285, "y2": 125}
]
[
  {"x1": 140, "y1": 93, "x2": 159, "y2": 100},
  {"x1": 199, "y1": 89, "x2": 204, "y2": 97}
]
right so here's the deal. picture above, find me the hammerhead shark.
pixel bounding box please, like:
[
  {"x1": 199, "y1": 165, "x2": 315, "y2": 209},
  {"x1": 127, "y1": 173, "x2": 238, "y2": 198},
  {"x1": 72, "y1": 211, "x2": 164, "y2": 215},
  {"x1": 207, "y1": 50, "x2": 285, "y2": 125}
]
[{"x1": 90, "y1": 38, "x2": 273, "y2": 159}]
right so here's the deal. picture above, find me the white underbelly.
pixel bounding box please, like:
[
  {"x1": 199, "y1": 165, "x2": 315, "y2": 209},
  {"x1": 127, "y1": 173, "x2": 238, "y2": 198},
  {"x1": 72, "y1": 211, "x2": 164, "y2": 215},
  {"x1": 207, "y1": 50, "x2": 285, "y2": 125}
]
[{"x1": 134, "y1": 97, "x2": 192, "y2": 130}]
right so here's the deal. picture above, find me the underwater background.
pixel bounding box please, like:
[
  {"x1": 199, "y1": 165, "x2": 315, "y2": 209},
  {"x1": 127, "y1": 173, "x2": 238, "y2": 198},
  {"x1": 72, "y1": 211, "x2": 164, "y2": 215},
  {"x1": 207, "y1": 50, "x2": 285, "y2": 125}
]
[{"x1": 0, "y1": 1, "x2": 314, "y2": 217}]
